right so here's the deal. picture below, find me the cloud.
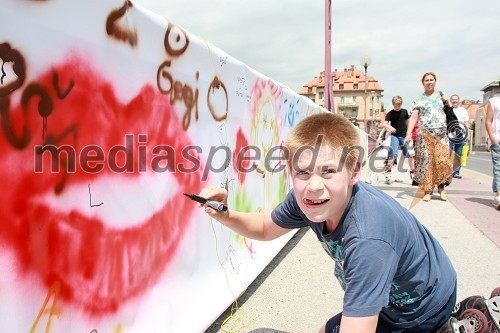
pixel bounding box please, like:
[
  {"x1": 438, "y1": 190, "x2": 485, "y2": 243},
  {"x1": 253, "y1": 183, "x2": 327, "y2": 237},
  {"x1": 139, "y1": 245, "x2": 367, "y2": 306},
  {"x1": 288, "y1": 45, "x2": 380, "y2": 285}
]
[{"x1": 136, "y1": 0, "x2": 500, "y2": 107}]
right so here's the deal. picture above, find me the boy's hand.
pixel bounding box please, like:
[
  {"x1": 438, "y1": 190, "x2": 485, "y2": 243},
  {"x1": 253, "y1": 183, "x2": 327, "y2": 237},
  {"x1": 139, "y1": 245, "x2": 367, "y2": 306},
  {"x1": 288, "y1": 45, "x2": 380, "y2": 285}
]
[{"x1": 198, "y1": 186, "x2": 228, "y2": 216}]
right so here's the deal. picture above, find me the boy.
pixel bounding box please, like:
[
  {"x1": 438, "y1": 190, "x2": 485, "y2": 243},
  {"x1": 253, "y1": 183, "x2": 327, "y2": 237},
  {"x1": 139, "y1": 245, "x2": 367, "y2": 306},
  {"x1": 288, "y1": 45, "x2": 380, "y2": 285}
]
[
  {"x1": 199, "y1": 113, "x2": 457, "y2": 332},
  {"x1": 383, "y1": 96, "x2": 414, "y2": 183},
  {"x1": 485, "y1": 93, "x2": 500, "y2": 209}
]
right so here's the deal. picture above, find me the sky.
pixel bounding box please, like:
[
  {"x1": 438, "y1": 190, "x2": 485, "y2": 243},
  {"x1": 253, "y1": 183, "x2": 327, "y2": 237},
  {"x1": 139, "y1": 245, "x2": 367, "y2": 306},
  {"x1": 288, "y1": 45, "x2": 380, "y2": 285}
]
[{"x1": 135, "y1": 0, "x2": 500, "y2": 108}]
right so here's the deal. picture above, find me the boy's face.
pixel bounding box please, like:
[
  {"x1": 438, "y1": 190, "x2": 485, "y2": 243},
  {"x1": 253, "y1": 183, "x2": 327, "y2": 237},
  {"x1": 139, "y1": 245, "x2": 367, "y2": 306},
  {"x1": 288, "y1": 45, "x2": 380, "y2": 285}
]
[
  {"x1": 290, "y1": 145, "x2": 360, "y2": 226},
  {"x1": 392, "y1": 102, "x2": 402, "y2": 111}
]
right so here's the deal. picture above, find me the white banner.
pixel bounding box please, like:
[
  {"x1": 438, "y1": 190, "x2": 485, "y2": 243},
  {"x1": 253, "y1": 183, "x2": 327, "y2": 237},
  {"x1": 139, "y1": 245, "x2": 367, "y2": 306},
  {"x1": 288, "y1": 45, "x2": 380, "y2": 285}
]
[{"x1": 0, "y1": 1, "x2": 326, "y2": 332}]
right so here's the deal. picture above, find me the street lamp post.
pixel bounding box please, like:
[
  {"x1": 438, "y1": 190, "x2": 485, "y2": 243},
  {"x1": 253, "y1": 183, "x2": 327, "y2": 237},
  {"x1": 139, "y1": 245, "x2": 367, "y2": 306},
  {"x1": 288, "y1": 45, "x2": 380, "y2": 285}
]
[
  {"x1": 324, "y1": 0, "x2": 334, "y2": 112},
  {"x1": 360, "y1": 56, "x2": 371, "y2": 133}
]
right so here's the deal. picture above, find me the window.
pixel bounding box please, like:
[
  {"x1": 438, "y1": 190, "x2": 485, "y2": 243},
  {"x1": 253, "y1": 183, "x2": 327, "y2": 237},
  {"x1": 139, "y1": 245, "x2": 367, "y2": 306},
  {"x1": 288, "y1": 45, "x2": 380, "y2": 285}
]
[
  {"x1": 353, "y1": 96, "x2": 357, "y2": 102},
  {"x1": 339, "y1": 84, "x2": 344, "y2": 90},
  {"x1": 340, "y1": 96, "x2": 345, "y2": 103},
  {"x1": 354, "y1": 84, "x2": 358, "y2": 89},
  {"x1": 308, "y1": 87, "x2": 312, "y2": 93},
  {"x1": 319, "y1": 91, "x2": 324, "y2": 99}
]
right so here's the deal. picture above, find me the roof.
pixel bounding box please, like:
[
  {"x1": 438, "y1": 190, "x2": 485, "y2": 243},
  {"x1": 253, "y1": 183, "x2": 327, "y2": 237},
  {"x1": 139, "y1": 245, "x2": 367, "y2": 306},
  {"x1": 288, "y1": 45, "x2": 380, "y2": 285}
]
[
  {"x1": 300, "y1": 66, "x2": 383, "y2": 95},
  {"x1": 464, "y1": 103, "x2": 484, "y2": 120},
  {"x1": 480, "y1": 79, "x2": 500, "y2": 92}
]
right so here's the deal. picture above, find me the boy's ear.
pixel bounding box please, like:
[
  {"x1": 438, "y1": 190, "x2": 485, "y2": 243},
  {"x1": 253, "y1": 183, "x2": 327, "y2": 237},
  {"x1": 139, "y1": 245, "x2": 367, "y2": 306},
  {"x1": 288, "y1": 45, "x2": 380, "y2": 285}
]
[{"x1": 350, "y1": 162, "x2": 362, "y2": 185}]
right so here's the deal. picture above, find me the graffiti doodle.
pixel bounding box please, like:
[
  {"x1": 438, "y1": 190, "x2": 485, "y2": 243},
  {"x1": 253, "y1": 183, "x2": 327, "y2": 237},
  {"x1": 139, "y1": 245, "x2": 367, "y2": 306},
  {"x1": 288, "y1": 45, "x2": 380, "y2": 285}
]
[
  {"x1": 30, "y1": 282, "x2": 61, "y2": 333},
  {"x1": 88, "y1": 184, "x2": 104, "y2": 207},
  {"x1": 164, "y1": 22, "x2": 189, "y2": 57},
  {"x1": 0, "y1": 42, "x2": 26, "y2": 97},
  {"x1": 106, "y1": 0, "x2": 138, "y2": 47},
  {"x1": 0, "y1": 58, "x2": 204, "y2": 316}
]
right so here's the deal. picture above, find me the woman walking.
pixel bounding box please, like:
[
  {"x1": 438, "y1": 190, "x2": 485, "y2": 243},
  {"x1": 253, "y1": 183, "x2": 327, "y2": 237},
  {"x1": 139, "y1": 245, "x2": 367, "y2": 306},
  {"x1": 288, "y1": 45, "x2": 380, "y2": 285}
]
[{"x1": 405, "y1": 72, "x2": 454, "y2": 202}]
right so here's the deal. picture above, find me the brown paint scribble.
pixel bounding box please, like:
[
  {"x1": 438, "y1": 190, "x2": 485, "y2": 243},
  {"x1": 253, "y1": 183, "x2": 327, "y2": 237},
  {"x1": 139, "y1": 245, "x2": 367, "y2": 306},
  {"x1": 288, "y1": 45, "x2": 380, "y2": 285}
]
[
  {"x1": 41, "y1": 123, "x2": 79, "y2": 194},
  {"x1": 52, "y1": 72, "x2": 74, "y2": 99},
  {"x1": 1, "y1": 95, "x2": 30, "y2": 149},
  {"x1": 1, "y1": 79, "x2": 77, "y2": 192},
  {"x1": 22, "y1": 83, "x2": 53, "y2": 140},
  {"x1": 157, "y1": 60, "x2": 172, "y2": 94},
  {"x1": 106, "y1": 0, "x2": 138, "y2": 47},
  {"x1": 157, "y1": 60, "x2": 200, "y2": 130},
  {"x1": 164, "y1": 22, "x2": 189, "y2": 56},
  {"x1": 409, "y1": 130, "x2": 460, "y2": 209},
  {"x1": 207, "y1": 76, "x2": 228, "y2": 122},
  {"x1": 0, "y1": 42, "x2": 26, "y2": 97}
]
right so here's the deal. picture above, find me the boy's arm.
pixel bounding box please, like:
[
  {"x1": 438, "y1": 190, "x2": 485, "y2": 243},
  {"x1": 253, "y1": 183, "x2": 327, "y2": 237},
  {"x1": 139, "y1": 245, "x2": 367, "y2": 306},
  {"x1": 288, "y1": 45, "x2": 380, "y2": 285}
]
[
  {"x1": 383, "y1": 112, "x2": 395, "y2": 133},
  {"x1": 340, "y1": 315, "x2": 379, "y2": 333},
  {"x1": 384, "y1": 121, "x2": 396, "y2": 133},
  {"x1": 485, "y1": 102, "x2": 498, "y2": 145},
  {"x1": 199, "y1": 185, "x2": 290, "y2": 241},
  {"x1": 318, "y1": 314, "x2": 379, "y2": 333}
]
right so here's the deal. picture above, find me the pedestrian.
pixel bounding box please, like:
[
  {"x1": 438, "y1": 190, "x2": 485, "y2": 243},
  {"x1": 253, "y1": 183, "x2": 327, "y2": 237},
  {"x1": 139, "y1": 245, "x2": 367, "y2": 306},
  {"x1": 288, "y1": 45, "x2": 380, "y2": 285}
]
[
  {"x1": 382, "y1": 96, "x2": 414, "y2": 184},
  {"x1": 198, "y1": 112, "x2": 457, "y2": 332},
  {"x1": 448, "y1": 94, "x2": 470, "y2": 179},
  {"x1": 485, "y1": 93, "x2": 500, "y2": 209},
  {"x1": 376, "y1": 111, "x2": 395, "y2": 173},
  {"x1": 405, "y1": 72, "x2": 454, "y2": 202}
]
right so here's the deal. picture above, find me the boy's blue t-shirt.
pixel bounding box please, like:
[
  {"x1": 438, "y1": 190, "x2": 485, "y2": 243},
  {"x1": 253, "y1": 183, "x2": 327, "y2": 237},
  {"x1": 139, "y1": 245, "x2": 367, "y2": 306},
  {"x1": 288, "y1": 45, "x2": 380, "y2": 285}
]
[{"x1": 271, "y1": 181, "x2": 456, "y2": 328}]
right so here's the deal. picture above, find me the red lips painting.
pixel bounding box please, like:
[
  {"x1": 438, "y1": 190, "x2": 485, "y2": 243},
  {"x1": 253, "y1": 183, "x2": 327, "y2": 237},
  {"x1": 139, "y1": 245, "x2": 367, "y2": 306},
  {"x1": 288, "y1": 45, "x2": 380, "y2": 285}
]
[{"x1": 0, "y1": 57, "x2": 203, "y2": 316}]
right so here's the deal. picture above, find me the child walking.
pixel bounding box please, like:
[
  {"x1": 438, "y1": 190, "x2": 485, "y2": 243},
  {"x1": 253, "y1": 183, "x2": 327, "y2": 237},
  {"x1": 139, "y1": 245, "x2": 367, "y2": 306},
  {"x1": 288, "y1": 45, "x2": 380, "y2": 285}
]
[{"x1": 382, "y1": 96, "x2": 415, "y2": 184}]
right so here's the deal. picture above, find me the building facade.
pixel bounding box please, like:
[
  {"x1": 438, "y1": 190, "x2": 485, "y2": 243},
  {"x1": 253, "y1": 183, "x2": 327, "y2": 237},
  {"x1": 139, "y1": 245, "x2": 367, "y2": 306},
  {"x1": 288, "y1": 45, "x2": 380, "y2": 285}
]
[{"x1": 299, "y1": 65, "x2": 384, "y2": 136}]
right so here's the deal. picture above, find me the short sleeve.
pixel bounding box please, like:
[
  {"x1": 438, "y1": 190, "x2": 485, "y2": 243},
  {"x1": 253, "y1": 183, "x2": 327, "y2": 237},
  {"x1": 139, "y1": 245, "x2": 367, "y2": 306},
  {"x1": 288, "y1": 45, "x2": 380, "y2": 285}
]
[
  {"x1": 271, "y1": 190, "x2": 309, "y2": 229},
  {"x1": 411, "y1": 99, "x2": 420, "y2": 116},
  {"x1": 342, "y1": 238, "x2": 399, "y2": 317},
  {"x1": 385, "y1": 111, "x2": 392, "y2": 122}
]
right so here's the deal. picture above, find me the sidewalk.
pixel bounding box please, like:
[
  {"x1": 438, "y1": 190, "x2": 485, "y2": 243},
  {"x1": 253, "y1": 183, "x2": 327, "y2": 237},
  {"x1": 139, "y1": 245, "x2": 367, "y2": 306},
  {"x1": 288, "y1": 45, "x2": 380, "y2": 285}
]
[{"x1": 206, "y1": 165, "x2": 500, "y2": 333}]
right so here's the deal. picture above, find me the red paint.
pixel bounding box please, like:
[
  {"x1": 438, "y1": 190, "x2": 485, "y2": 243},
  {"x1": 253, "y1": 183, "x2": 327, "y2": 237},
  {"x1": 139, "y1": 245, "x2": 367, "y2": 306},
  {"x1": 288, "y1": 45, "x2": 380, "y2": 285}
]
[
  {"x1": 0, "y1": 56, "x2": 203, "y2": 316},
  {"x1": 232, "y1": 128, "x2": 250, "y2": 184}
]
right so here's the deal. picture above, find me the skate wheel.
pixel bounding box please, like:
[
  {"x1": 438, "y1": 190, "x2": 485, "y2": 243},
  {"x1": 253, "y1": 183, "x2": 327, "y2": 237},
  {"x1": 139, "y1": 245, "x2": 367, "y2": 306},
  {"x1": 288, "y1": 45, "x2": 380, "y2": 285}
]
[
  {"x1": 460, "y1": 309, "x2": 487, "y2": 333},
  {"x1": 491, "y1": 287, "x2": 500, "y2": 298}
]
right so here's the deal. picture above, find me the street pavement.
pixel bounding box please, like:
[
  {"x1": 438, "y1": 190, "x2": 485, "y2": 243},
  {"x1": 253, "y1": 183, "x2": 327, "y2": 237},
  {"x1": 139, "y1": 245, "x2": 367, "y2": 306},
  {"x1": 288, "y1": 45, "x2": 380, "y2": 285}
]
[{"x1": 206, "y1": 163, "x2": 500, "y2": 333}]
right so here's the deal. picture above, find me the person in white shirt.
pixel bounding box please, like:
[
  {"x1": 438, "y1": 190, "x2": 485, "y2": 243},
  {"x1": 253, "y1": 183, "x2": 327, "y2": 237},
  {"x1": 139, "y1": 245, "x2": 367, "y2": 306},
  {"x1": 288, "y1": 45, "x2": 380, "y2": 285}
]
[
  {"x1": 448, "y1": 94, "x2": 470, "y2": 178},
  {"x1": 485, "y1": 93, "x2": 500, "y2": 209}
]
